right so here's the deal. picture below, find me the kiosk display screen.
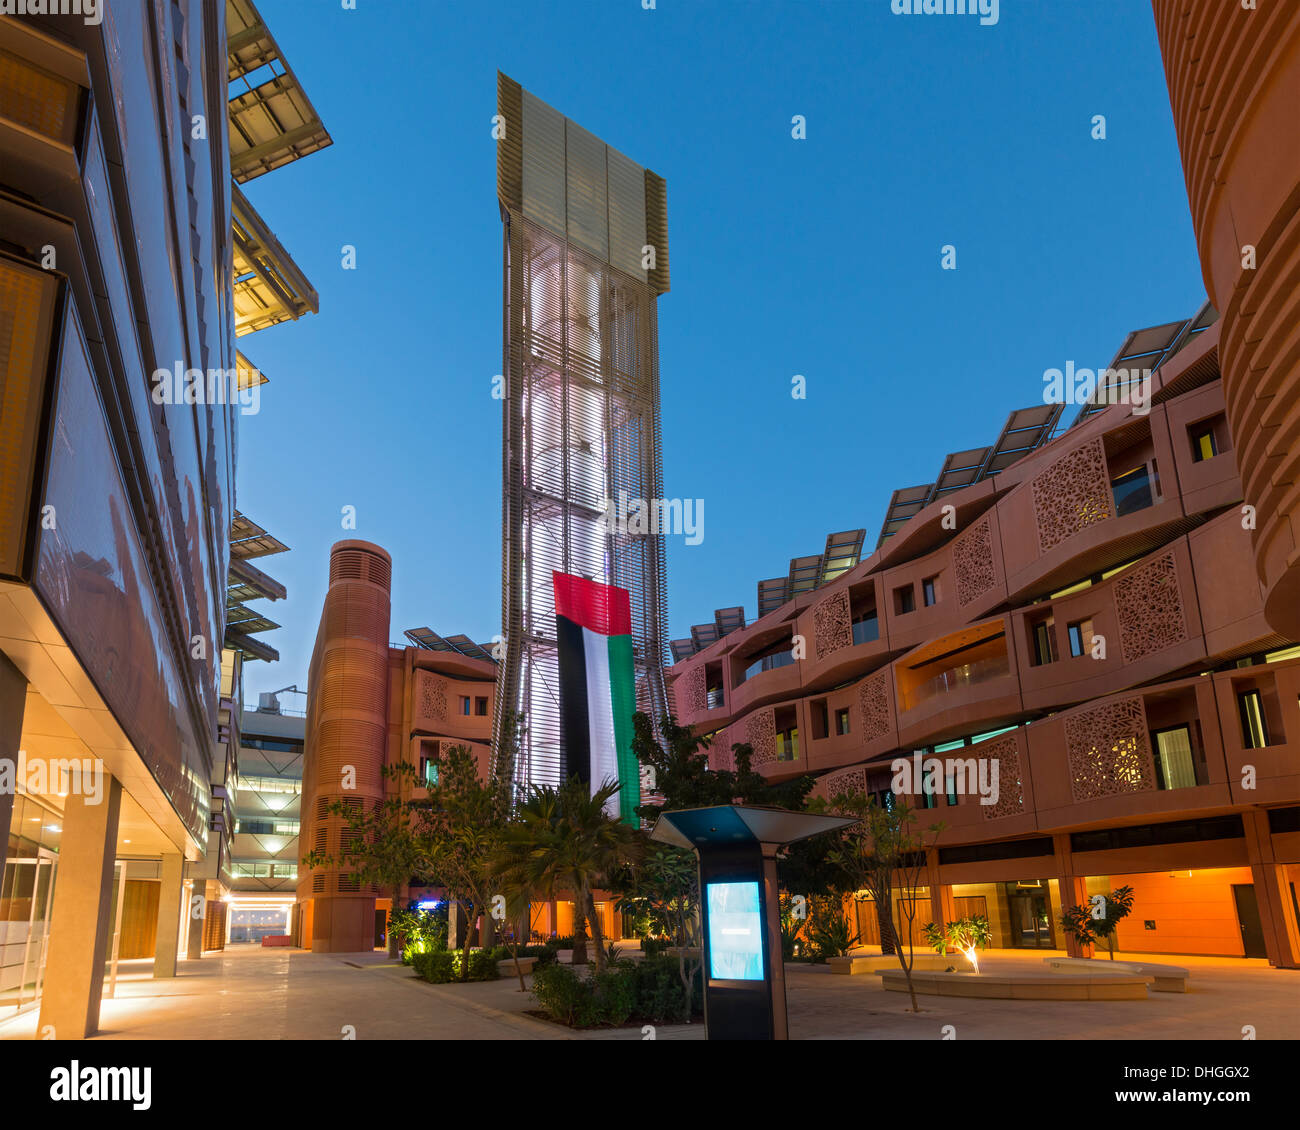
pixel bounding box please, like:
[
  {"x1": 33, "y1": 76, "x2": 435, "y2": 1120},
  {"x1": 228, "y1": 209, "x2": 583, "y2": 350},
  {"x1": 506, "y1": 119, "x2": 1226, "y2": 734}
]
[{"x1": 706, "y1": 880, "x2": 764, "y2": 980}]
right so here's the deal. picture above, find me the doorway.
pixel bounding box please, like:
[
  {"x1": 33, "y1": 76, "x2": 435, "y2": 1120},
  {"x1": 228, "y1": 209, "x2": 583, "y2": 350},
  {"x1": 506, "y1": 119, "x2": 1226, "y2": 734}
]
[
  {"x1": 1231, "y1": 884, "x2": 1268, "y2": 959},
  {"x1": 1005, "y1": 882, "x2": 1056, "y2": 948},
  {"x1": 0, "y1": 849, "x2": 59, "y2": 1019}
]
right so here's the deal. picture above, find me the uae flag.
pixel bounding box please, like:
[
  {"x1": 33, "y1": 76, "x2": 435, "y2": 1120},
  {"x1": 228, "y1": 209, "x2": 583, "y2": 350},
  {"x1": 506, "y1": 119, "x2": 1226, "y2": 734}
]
[{"x1": 553, "y1": 571, "x2": 639, "y2": 824}]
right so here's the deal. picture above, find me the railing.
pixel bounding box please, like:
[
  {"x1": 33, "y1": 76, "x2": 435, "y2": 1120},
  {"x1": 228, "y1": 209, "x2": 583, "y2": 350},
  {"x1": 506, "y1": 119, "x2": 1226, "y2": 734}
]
[
  {"x1": 706, "y1": 688, "x2": 725, "y2": 710},
  {"x1": 852, "y1": 617, "x2": 880, "y2": 646},
  {"x1": 741, "y1": 648, "x2": 795, "y2": 683},
  {"x1": 905, "y1": 654, "x2": 1011, "y2": 710}
]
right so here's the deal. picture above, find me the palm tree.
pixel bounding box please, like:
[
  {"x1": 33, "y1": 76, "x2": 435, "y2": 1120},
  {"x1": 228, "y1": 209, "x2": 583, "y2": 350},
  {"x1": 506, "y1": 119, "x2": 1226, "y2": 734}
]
[{"x1": 492, "y1": 776, "x2": 641, "y2": 974}]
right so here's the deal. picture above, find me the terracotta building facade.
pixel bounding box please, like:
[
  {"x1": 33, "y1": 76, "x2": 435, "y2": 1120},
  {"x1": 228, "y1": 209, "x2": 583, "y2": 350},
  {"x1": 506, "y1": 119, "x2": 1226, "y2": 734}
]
[
  {"x1": 1152, "y1": 0, "x2": 1300, "y2": 640},
  {"x1": 295, "y1": 540, "x2": 498, "y2": 952},
  {"x1": 667, "y1": 325, "x2": 1300, "y2": 968}
]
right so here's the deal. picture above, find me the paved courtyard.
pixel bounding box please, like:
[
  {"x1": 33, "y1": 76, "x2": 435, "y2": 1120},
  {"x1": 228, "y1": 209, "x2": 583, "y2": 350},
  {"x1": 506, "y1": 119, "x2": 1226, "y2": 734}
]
[{"x1": 1, "y1": 944, "x2": 1296, "y2": 1041}]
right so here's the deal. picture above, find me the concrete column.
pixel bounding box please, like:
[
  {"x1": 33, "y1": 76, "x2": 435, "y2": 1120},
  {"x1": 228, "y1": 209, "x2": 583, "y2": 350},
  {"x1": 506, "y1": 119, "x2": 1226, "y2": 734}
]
[
  {"x1": 448, "y1": 899, "x2": 468, "y2": 949},
  {"x1": 37, "y1": 775, "x2": 122, "y2": 1039},
  {"x1": 153, "y1": 852, "x2": 185, "y2": 978},
  {"x1": 186, "y1": 880, "x2": 206, "y2": 960},
  {"x1": 1244, "y1": 811, "x2": 1300, "y2": 969},
  {"x1": 925, "y1": 853, "x2": 955, "y2": 931},
  {"x1": 1053, "y1": 834, "x2": 1092, "y2": 958},
  {"x1": 0, "y1": 653, "x2": 25, "y2": 877}
]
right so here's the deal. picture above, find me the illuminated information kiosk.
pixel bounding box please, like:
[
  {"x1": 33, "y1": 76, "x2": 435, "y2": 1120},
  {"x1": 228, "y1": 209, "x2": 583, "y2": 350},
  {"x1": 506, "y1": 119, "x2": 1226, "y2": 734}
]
[{"x1": 650, "y1": 805, "x2": 856, "y2": 1040}]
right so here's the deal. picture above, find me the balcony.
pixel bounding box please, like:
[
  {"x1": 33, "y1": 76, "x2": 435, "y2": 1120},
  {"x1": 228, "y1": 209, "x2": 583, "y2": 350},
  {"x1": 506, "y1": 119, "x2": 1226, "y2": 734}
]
[
  {"x1": 741, "y1": 648, "x2": 795, "y2": 683},
  {"x1": 904, "y1": 654, "x2": 1011, "y2": 711},
  {"x1": 852, "y1": 616, "x2": 880, "y2": 646}
]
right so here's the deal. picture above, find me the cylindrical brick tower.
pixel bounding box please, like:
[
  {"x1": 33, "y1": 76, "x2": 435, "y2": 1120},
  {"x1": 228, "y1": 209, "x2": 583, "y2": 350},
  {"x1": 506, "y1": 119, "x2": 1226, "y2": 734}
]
[
  {"x1": 298, "y1": 540, "x2": 392, "y2": 952},
  {"x1": 1153, "y1": 0, "x2": 1300, "y2": 637}
]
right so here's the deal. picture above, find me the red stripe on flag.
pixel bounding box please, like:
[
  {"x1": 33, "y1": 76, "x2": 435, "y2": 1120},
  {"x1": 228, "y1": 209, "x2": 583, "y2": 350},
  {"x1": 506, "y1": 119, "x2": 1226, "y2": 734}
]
[{"x1": 552, "y1": 571, "x2": 632, "y2": 637}]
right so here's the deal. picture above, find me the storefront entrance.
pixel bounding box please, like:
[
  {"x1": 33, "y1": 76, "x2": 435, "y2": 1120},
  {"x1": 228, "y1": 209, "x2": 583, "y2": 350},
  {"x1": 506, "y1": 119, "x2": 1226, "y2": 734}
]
[
  {"x1": 1005, "y1": 881, "x2": 1056, "y2": 948},
  {"x1": 0, "y1": 849, "x2": 58, "y2": 1019}
]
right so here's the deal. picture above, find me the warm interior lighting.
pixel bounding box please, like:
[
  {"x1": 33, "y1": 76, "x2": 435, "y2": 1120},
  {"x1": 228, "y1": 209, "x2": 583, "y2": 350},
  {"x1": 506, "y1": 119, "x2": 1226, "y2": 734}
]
[{"x1": 0, "y1": 48, "x2": 79, "y2": 146}]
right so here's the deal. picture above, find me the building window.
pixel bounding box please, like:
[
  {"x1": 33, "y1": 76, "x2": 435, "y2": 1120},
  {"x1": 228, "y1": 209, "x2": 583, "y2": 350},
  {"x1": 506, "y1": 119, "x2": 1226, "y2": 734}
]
[
  {"x1": 776, "y1": 726, "x2": 799, "y2": 762},
  {"x1": 475, "y1": 696, "x2": 489, "y2": 716},
  {"x1": 946, "y1": 773, "x2": 959, "y2": 807},
  {"x1": 894, "y1": 585, "x2": 915, "y2": 615},
  {"x1": 920, "y1": 764, "x2": 938, "y2": 809},
  {"x1": 420, "y1": 758, "x2": 439, "y2": 787},
  {"x1": 1030, "y1": 615, "x2": 1056, "y2": 666},
  {"x1": 1111, "y1": 464, "x2": 1156, "y2": 516},
  {"x1": 1067, "y1": 618, "x2": 1094, "y2": 658},
  {"x1": 460, "y1": 696, "x2": 471, "y2": 716},
  {"x1": 1152, "y1": 726, "x2": 1199, "y2": 790},
  {"x1": 1239, "y1": 689, "x2": 1270, "y2": 749},
  {"x1": 835, "y1": 708, "x2": 850, "y2": 736},
  {"x1": 1191, "y1": 427, "x2": 1218, "y2": 463},
  {"x1": 922, "y1": 576, "x2": 938, "y2": 607}
]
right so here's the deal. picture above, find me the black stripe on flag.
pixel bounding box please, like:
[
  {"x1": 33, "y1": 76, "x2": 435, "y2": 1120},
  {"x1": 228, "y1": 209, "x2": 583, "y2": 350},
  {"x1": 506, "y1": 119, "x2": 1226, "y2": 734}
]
[{"x1": 555, "y1": 613, "x2": 590, "y2": 785}]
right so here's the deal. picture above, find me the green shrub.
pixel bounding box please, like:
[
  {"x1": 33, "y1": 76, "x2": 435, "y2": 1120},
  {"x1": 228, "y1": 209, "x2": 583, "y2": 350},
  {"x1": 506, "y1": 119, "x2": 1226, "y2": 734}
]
[
  {"x1": 532, "y1": 963, "x2": 602, "y2": 1027},
  {"x1": 640, "y1": 936, "x2": 668, "y2": 959},
  {"x1": 411, "y1": 951, "x2": 456, "y2": 983},
  {"x1": 411, "y1": 949, "x2": 497, "y2": 984},
  {"x1": 634, "y1": 955, "x2": 703, "y2": 1024},
  {"x1": 531, "y1": 955, "x2": 702, "y2": 1028},
  {"x1": 592, "y1": 961, "x2": 638, "y2": 1025},
  {"x1": 490, "y1": 944, "x2": 554, "y2": 963}
]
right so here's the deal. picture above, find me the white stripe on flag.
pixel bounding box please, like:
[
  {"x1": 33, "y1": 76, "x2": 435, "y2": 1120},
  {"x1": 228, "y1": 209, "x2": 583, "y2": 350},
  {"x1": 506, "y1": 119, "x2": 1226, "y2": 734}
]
[{"x1": 581, "y1": 625, "x2": 619, "y2": 815}]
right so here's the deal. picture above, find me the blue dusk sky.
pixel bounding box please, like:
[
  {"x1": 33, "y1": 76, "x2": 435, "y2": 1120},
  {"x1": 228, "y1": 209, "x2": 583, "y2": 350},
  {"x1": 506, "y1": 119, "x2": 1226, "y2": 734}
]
[{"x1": 236, "y1": 0, "x2": 1205, "y2": 706}]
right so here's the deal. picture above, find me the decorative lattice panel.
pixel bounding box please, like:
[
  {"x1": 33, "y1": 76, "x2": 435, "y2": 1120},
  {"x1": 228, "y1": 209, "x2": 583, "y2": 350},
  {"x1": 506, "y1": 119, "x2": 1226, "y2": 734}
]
[
  {"x1": 954, "y1": 515, "x2": 997, "y2": 607},
  {"x1": 680, "y1": 665, "x2": 706, "y2": 715},
  {"x1": 1065, "y1": 697, "x2": 1155, "y2": 802},
  {"x1": 1032, "y1": 438, "x2": 1113, "y2": 553},
  {"x1": 746, "y1": 709, "x2": 777, "y2": 767},
  {"x1": 1115, "y1": 550, "x2": 1186, "y2": 664},
  {"x1": 707, "y1": 727, "x2": 733, "y2": 773},
  {"x1": 813, "y1": 590, "x2": 852, "y2": 659},
  {"x1": 416, "y1": 671, "x2": 448, "y2": 725},
  {"x1": 815, "y1": 765, "x2": 868, "y2": 803},
  {"x1": 857, "y1": 669, "x2": 892, "y2": 742},
  {"x1": 979, "y1": 737, "x2": 1024, "y2": 820}
]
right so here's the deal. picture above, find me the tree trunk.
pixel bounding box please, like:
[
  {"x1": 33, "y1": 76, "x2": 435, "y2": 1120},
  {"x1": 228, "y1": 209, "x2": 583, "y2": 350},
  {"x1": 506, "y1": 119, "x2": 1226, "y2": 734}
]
[
  {"x1": 875, "y1": 895, "x2": 897, "y2": 955},
  {"x1": 387, "y1": 889, "x2": 401, "y2": 960},
  {"x1": 459, "y1": 898, "x2": 474, "y2": 982},
  {"x1": 572, "y1": 898, "x2": 589, "y2": 966},
  {"x1": 586, "y1": 888, "x2": 606, "y2": 973}
]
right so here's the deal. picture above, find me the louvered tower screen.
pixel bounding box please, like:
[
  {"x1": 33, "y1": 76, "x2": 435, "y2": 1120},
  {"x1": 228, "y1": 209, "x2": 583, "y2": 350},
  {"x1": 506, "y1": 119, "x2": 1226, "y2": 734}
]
[{"x1": 495, "y1": 73, "x2": 671, "y2": 796}]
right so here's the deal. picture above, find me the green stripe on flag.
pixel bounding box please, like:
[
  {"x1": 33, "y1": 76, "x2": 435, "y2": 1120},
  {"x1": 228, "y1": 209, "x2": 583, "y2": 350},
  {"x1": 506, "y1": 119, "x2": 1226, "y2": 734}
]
[{"x1": 607, "y1": 633, "x2": 638, "y2": 824}]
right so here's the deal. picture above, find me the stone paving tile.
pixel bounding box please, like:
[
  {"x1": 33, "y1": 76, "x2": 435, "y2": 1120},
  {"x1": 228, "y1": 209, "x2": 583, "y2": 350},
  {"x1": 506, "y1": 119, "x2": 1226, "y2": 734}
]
[{"x1": 1, "y1": 944, "x2": 1294, "y2": 1042}]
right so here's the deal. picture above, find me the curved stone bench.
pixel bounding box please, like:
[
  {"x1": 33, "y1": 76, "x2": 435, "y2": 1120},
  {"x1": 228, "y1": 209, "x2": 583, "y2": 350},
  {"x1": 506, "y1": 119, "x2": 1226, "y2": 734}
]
[
  {"x1": 829, "y1": 954, "x2": 965, "y2": 975},
  {"x1": 880, "y1": 969, "x2": 1148, "y2": 1000},
  {"x1": 1044, "y1": 957, "x2": 1188, "y2": 992}
]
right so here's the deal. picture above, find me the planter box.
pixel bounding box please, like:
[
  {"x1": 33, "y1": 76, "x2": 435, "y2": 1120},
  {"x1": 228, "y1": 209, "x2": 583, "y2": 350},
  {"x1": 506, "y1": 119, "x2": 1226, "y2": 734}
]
[
  {"x1": 499, "y1": 956, "x2": 538, "y2": 977},
  {"x1": 664, "y1": 946, "x2": 702, "y2": 960}
]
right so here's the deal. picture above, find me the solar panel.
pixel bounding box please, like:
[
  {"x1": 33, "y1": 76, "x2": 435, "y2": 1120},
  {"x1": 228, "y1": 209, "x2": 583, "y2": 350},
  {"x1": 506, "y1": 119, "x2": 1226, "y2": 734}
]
[{"x1": 227, "y1": 0, "x2": 333, "y2": 183}]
